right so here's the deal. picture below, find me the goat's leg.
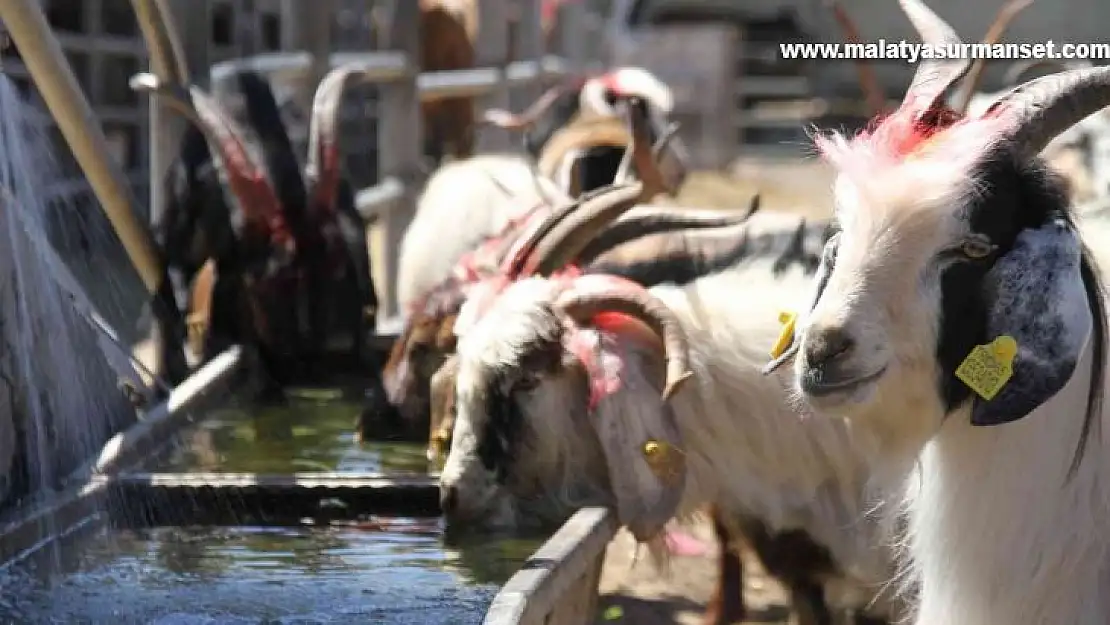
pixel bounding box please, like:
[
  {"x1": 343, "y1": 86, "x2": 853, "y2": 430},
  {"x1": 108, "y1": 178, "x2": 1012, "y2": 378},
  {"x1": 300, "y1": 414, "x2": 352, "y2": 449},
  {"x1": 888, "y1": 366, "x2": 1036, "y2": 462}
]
[
  {"x1": 741, "y1": 520, "x2": 838, "y2": 625},
  {"x1": 703, "y1": 507, "x2": 746, "y2": 625},
  {"x1": 784, "y1": 578, "x2": 833, "y2": 625}
]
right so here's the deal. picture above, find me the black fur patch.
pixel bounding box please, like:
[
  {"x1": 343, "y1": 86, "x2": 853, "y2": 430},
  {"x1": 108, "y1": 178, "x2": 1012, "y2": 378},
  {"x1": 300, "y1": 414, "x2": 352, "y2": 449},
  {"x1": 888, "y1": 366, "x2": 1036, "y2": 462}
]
[
  {"x1": 936, "y1": 153, "x2": 1074, "y2": 412},
  {"x1": 586, "y1": 219, "x2": 836, "y2": 288},
  {"x1": 476, "y1": 330, "x2": 564, "y2": 483}
]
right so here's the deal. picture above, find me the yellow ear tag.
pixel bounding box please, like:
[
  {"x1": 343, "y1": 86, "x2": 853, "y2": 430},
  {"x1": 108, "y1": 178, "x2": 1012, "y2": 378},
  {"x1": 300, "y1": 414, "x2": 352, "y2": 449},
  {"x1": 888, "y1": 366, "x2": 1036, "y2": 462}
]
[
  {"x1": 954, "y1": 335, "x2": 1018, "y2": 401},
  {"x1": 770, "y1": 311, "x2": 798, "y2": 358},
  {"x1": 642, "y1": 439, "x2": 686, "y2": 486}
]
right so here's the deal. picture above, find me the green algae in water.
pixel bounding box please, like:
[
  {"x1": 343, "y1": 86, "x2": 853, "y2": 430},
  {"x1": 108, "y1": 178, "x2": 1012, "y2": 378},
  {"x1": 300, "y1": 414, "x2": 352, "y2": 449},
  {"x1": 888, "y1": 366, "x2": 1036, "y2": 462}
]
[
  {"x1": 148, "y1": 390, "x2": 428, "y2": 475},
  {"x1": 0, "y1": 523, "x2": 545, "y2": 624}
]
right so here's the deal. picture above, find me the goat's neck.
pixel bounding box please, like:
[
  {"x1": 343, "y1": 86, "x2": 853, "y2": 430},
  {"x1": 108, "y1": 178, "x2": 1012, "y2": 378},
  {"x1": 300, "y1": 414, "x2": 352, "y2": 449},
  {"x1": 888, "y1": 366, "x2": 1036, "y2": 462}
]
[
  {"x1": 651, "y1": 267, "x2": 882, "y2": 573},
  {"x1": 906, "y1": 332, "x2": 1110, "y2": 625}
]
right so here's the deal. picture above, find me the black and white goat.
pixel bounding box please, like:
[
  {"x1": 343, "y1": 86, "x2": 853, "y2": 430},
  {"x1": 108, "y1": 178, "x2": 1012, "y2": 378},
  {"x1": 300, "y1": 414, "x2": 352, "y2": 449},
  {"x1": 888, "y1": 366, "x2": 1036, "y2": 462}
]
[
  {"x1": 136, "y1": 66, "x2": 377, "y2": 390},
  {"x1": 771, "y1": 1, "x2": 1110, "y2": 623},
  {"x1": 434, "y1": 134, "x2": 902, "y2": 623}
]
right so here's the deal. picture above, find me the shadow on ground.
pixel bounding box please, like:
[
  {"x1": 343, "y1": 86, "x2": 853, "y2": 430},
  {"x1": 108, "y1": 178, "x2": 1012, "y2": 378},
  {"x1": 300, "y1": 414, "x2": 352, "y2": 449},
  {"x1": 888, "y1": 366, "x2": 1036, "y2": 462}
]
[{"x1": 594, "y1": 592, "x2": 790, "y2": 625}]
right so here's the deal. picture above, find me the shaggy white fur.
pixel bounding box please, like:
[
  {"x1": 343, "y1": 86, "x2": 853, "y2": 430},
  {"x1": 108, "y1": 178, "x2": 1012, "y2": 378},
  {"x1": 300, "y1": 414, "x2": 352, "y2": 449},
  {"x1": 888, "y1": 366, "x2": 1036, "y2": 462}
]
[
  {"x1": 396, "y1": 154, "x2": 565, "y2": 311},
  {"x1": 796, "y1": 121, "x2": 1110, "y2": 625},
  {"x1": 439, "y1": 222, "x2": 899, "y2": 613}
]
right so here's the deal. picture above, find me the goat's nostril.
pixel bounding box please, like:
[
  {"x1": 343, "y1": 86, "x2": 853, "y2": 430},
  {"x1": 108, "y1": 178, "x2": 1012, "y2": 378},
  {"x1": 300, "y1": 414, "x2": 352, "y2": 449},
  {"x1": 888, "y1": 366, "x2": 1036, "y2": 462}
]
[
  {"x1": 440, "y1": 485, "x2": 459, "y2": 516},
  {"x1": 805, "y1": 327, "x2": 856, "y2": 366}
]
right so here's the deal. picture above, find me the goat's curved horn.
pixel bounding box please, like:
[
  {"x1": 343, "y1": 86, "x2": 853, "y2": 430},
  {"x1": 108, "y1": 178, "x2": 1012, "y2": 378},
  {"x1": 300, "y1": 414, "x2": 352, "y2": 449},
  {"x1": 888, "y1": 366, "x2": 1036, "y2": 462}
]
[
  {"x1": 481, "y1": 84, "x2": 566, "y2": 131},
  {"x1": 513, "y1": 101, "x2": 663, "y2": 277},
  {"x1": 306, "y1": 64, "x2": 371, "y2": 202},
  {"x1": 986, "y1": 66, "x2": 1110, "y2": 158},
  {"x1": 744, "y1": 193, "x2": 762, "y2": 219},
  {"x1": 623, "y1": 97, "x2": 669, "y2": 199},
  {"x1": 575, "y1": 200, "x2": 761, "y2": 267},
  {"x1": 132, "y1": 72, "x2": 290, "y2": 250},
  {"x1": 899, "y1": 0, "x2": 972, "y2": 114},
  {"x1": 1001, "y1": 58, "x2": 1080, "y2": 87},
  {"x1": 952, "y1": 0, "x2": 1034, "y2": 115},
  {"x1": 555, "y1": 289, "x2": 693, "y2": 401}
]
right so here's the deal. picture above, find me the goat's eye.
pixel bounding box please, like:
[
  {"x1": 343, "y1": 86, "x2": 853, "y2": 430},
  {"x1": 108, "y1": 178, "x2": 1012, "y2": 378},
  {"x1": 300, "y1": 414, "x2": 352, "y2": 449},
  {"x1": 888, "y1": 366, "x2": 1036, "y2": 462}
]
[{"x1": 959, "y1": 236, "x2": 997, "y2": 259}]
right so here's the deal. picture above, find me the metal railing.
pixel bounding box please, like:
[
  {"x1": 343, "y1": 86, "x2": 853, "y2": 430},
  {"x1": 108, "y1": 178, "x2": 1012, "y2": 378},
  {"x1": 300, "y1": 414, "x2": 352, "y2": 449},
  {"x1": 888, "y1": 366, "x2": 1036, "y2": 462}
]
[{"x1": 198, "y1": 1, "x2": 589, "y2": 320}]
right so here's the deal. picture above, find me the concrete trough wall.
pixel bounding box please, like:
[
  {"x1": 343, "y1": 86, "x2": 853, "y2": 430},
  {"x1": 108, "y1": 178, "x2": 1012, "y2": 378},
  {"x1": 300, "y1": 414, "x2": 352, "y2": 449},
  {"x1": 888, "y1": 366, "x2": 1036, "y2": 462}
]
[{"x1": 484, "y1": 507, "x2": 619, "y2": 625}]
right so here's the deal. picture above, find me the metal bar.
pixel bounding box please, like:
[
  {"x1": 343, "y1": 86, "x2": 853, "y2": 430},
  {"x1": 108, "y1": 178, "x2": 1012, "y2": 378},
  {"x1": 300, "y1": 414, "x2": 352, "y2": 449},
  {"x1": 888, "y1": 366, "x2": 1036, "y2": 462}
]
[
  {"x1": 283, "y1": 0, "x2": 333, "y2": 112},
  {"x1": 132, "y1": 0, "x2": 209, "y2": 228},
  {"x1": 72, "y1": 345, "x2": 244, "y2": 480},
  {"x1": 353, "y1": 176, "x2": 405, "y2": 223},
  {"x1": 0, "y1": 0, "x2": 164, "y2": 294},
  {"x1": 373, "y1": 0, "x2": 423, "y2": 321},
  {"x1": 208, "y1": 52, "x2": 569, "y2": 100}
]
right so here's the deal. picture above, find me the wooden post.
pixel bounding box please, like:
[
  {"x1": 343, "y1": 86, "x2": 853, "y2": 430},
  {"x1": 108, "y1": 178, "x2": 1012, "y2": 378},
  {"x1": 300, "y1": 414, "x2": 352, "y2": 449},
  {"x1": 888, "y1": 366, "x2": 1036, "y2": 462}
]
[
  {"x1": 514, "y1": 0, "x2": 544, "y2": 109},
  {"x1": 374, "y1": 0, "x2": 422, "y2": 322},
  {"x1": 282, "y1": 0, "x2": 332, "y2": 113},
  {"x1": 474, "y1": 0, "x2": 512, "y2": 152},
  {"x1": 556, "y1": 0, "x2": 586, "y2": 71},
  {"x1": 147, "y1": 0, "x2": 209, "y2": 228}
]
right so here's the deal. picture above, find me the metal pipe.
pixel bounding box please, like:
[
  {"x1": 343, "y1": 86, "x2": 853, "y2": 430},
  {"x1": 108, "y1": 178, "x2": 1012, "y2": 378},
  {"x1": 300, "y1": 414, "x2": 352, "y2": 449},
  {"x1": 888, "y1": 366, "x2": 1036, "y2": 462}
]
[
  {"x1": 130, "y1": 0, "x2": 189, "y2": 84},
  {"x1": 0, "y1": 0, "x2": 164, "y2": 294}
]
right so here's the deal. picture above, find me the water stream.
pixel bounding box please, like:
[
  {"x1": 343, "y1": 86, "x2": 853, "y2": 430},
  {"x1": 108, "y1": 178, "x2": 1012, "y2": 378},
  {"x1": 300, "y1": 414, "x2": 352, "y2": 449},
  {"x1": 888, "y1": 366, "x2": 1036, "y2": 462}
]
[{"x1": 0, "y1": 77, "x2": 142, "y2": 509}]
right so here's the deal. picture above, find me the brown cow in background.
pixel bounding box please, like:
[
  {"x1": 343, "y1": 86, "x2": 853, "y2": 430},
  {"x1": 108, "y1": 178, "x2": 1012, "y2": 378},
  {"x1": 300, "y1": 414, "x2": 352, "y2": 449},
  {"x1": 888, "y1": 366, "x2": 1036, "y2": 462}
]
[{"x1": 417, "y1": 0, "x2": 577, "y2": 164}]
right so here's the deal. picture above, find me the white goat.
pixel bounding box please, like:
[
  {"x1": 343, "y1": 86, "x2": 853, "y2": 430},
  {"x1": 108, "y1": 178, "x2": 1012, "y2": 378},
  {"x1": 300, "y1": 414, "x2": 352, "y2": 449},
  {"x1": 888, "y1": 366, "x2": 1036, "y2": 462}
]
[
  {"x1": 775, "y1": 1, "x2": 1110, "y2": 624},
  {"x1": 437, "y1": 178, "x2": 901, "y2": 620},
  {"x1": 397, "y1": 67, "x2": 683, "y2": 312},
  {"x1": 397, "y1": 154, "x2": 566, "y2": 311}
]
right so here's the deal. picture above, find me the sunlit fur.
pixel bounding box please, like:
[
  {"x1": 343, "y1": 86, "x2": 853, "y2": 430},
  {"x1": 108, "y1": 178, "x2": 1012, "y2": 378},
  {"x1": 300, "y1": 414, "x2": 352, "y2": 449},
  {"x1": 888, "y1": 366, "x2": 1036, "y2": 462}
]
[
  {"x1": 797, "y1": 114, "x2": 1110, "y2": 625},
  {"x1": 396, "y1": 154, "x2": 565, "y2": 311},
  {"x1": 439, "y1": 252, "x2": 899, "y2": 614}
]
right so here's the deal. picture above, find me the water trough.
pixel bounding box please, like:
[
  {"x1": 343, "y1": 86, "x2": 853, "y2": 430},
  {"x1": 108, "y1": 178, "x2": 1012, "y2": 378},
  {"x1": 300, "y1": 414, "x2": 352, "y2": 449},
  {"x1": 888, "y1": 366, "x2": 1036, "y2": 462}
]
[{"x1": 0, "y1": 0, "x2": 627, "y2": 620}]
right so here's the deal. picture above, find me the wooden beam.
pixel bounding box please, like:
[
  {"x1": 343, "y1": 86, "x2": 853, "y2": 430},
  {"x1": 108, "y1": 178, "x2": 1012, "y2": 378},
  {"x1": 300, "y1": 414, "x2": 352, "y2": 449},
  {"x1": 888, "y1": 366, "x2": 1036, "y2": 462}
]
[
  {"x1": 147, "y1": 0, "x2": 209, "y2": 228},
  {"x1": 475, "y1": 0, "x2": 512, "y2": 151},
  {"x1": 281, "y1": 0, "x2": 333, "y2": 112},
  {"x1": 373, "y1": 0, "x2": 422, "y2": 321}
]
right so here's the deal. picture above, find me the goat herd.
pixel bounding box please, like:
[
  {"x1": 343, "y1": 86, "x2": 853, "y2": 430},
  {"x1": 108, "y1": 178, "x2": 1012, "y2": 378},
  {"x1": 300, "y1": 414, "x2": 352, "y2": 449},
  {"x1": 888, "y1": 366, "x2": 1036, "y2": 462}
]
[{"x1": 141, "y1": 0, "x2": 1110, "y2": 623}]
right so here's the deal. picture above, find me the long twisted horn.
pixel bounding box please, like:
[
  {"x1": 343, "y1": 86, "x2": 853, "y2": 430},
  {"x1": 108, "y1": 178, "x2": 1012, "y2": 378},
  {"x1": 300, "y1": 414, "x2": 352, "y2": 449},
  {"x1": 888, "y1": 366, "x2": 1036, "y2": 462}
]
[
  {"x1": 510, "y1": 100, "x2": 665, "y2": 277},
  {"x1": 555, "y1": 288, "x2": 693, "y2": 401},
  {"x1": 574, "y1": 196, "x2": 761, "y2": 267},
  {"x1": 985, "y1": 66, "x2": 1110, "y2": 158},
  {"x1": 131, "y1": 73, "x2": 293, "y2": 253},
  {"x1": 306, "y1": 64, "x2": 378, "y2": 212},
  {"x1": 899, "y1": 0, "x2": 972, "y2": 117},
  {"x1": 482, "y1": 83, "x2": 568, "y2": 130},
  {"x1": 951, "y1": 0, "x2": 1034, "y2": 115}
]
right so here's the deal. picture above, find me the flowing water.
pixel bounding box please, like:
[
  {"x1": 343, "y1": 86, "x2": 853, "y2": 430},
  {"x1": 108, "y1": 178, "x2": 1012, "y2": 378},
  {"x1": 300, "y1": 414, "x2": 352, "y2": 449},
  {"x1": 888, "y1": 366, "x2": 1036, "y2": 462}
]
[
  {"x1": 0, "y1": 523, "x2": 545, "y2": 624},
  {"x1": 0, "y1": 77, "x2": 143, "y2": 507},
  {"x1": 0, "y1": 75, "x2": 547, "y2": 622},
  {"x1": 0, "y1": 389, "x2": 544, "y2": 623}
]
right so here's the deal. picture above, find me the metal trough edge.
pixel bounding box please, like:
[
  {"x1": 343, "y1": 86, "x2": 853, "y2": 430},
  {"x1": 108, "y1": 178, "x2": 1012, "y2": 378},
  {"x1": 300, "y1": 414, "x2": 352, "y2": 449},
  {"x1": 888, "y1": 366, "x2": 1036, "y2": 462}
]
[
  {"x1": 0, "y1": 346, "x2": 245, "y2": 564},
  {"x1": 483, "y1": 507, "x2": 619, "y2": 625},
  {"x1": 99, "y1": 471, "x2": 442, "y2": 525}
]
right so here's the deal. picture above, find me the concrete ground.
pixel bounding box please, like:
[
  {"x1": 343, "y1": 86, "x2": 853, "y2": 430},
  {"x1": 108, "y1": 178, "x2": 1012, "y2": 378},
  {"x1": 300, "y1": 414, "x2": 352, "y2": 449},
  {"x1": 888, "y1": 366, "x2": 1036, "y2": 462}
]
[{"x1": 595, "y1": 517, "x2": 793, "y2": 625}]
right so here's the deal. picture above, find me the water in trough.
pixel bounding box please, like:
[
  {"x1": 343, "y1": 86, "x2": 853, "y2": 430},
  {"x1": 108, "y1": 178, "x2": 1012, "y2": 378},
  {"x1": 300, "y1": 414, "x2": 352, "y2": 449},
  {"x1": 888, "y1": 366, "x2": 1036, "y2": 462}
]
[
  {"x1": 0, "y1": 73, "x2": 544, "y2": 622},
  {"x1": 0, "y1": 391, "x2": 545, "y2": 624}
]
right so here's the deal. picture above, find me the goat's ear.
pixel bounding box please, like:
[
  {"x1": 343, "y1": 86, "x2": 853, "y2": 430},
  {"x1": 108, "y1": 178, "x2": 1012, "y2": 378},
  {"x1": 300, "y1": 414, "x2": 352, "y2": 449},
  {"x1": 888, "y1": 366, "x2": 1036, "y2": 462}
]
[
  {"x1": 970, "y1": 219, "x2": 1093, "y2": 426},
  {"x1": 583, "y1": 334, "x2": 685, "y2": 542}
]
